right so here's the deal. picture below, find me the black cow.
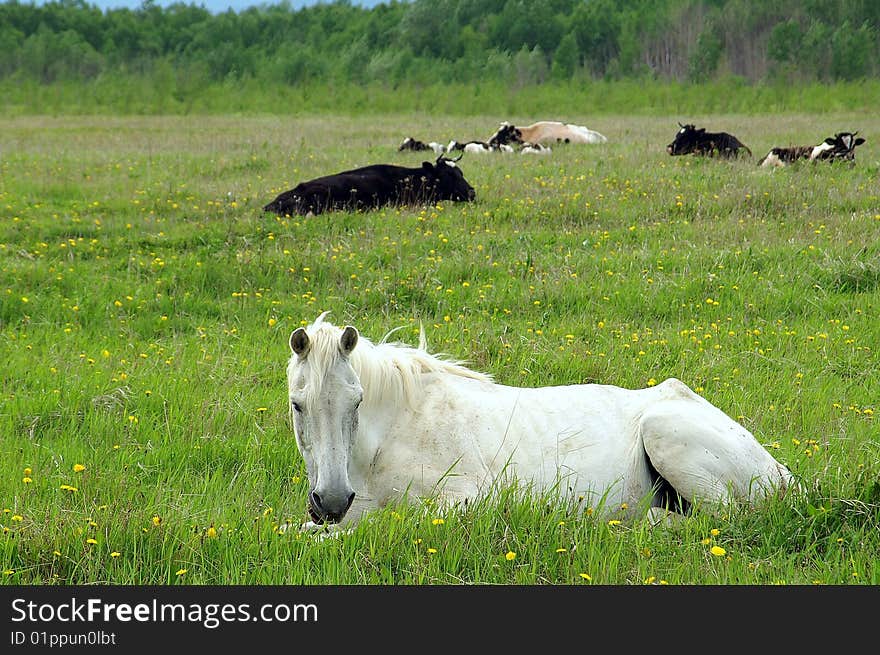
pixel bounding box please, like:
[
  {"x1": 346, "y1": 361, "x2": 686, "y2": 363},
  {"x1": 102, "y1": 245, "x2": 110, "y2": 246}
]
[
  {"x1": 666, "y1": 123, "x2": 752, "y2": 158},
  {"x1": 758, "y1": 131, "x2": 866, "y2": 167},
  {"x1": 262, "y1": 155, "x2": 476, "y2": 216}
]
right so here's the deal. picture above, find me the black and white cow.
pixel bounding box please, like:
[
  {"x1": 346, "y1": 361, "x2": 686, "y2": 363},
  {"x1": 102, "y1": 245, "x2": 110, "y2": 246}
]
[
  {"x1": 446, "y1": 139, "x2": 513, "y2": 154},
  {"x1": 262, "y1": 155, "x2": 476, "y2": 216},
  {"x1": 758, "y1": 132, "x2": 866, "y2": 167},
  {"x1": 666, "y1": 123, "x2": 752, "y2": 158},
  {"x1": 519, "y1": 142, "x2": 552, "y2": 155},
  {"x1": 398, "y1": 137, "x2": 446, "y2": 154}
]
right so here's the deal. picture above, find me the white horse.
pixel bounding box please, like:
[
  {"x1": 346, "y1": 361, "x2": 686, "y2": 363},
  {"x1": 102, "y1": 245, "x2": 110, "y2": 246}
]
[{"x1": 286, "y1": 313, "x2": 794, "y2": 528}]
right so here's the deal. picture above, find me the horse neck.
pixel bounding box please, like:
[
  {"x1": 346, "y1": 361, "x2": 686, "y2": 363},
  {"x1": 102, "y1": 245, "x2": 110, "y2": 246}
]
[{"x1": 351, "y1": 341, "x2": 489, "y2": 411}]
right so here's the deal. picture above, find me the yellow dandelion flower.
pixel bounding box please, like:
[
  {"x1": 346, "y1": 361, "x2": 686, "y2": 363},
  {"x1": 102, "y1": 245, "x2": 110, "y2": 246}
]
[
  {"x1": 11, "y1": 515, "x2": 22, "y2": 522},
  {"x1": 710, "y1": 545, "x2": 726, "y2": 556},
  {"x1": 22, "y1": 477, "x2": 32, "y2": 484},
  {"x1": 73, "y1": 464, "x2": 85, "y2": 472},
  {"x1": 579, "y1": 573, "x2": 592, "y2": 581},
  {"x1": 86, "y1": 538, "x2": 98, "y2": 545},
  {"x1": 60, "y1": 484, "x2": 78, "y2": 492},
  {"x1": 268, "y1": 318, "x2": 277, "y2": 327},
  {"x1": 645, "y1": 576, "x2": 656, "y2": 584},
  {"x1": 206, "y1": 526, "x2": 217, "y2": 538},
  {"x1": 53, "y1": 550, "x2": 61, "y2": 557},
  {"x1": 23, "y1": 467, "x2": 32, "y2": 476},
  {"x1": 152, "y1": 516, "x2": 162, "y2": 526},
  {"x1": 432, "y1": 518, "x2": 445, "y2": 525},
  {"x1": 701, "y1": 537, "x2": 711, "y2": 545},
  {"x1": 710, "y1": 528, "x2": 720, "y2": 536},
  {"x1": 607, "y1": 519, "x2": 621, "y2": 526},
  {"x1": 110, "y1": 552, "x2": 121, "y2": 558},
  {"x1": 555, "y1": 548, "x2": 567, "y2": 554},
  {"x1": 427, "y1": 548, "x2": 438, "y2": 554},
  {"x1": 3, "y1": 570, "x2": 14, "y2": 575},
  {"x1": 175, "y1": 568, "x2": 187, "y2": 576},
  {"x1": 505, "y1": 551, "x2": 516, "y2": 561}
]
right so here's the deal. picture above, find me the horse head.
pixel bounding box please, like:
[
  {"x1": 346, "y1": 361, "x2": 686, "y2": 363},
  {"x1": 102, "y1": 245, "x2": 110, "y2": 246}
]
[{"x1": 287, "y1": 318, "x2": 362, "y2": 524}]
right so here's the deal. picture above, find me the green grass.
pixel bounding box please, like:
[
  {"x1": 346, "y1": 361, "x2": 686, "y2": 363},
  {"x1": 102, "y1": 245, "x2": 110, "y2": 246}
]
[{"x1": 1, "y1": 111, "x2": 878, "y2": 585}]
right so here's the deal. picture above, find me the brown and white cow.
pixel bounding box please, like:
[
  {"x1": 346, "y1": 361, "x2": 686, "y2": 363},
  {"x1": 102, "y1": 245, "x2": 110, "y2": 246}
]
[
  {"x1": 758, "y1": 132, "x2": 866, "y2": 167},
  {"x1": 488, "y1": 121, "x2": 607, "y2": 147}
]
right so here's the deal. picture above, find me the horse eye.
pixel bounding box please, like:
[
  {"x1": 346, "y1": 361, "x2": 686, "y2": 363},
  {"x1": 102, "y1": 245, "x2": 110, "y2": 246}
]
[{"x1": 292, "y1": 402, "x2": 303, "y2": 414}]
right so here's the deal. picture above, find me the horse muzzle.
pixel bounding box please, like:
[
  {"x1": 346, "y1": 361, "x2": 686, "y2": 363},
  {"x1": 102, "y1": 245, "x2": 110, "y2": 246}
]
[{"x1": 308, "y1": 489, "x2": 355, "y2": 524}]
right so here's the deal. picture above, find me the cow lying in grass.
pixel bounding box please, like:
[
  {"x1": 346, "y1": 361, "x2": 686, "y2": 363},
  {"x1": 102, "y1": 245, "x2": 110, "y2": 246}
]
[
  {"x1": 519, "y1": 142, "x2": 552, "y2": 154},
  {"x1": 758, "y1": 131, "x2": 866, "y2": 167},
  {"x1": 398, "y1": 137, "x2": 446, "y2": 154},
  {"x1": 487, "y1": 120, "x2": 607, "y2": 147},
  {"x1": 262, "y1": 155, "x2": 476, "y2": 216},
  {"x1": 666, "y1": 123, "x2": 752, "y2": 158},
  {"x1": 447, "y1": 139, "x2": 514, "y2": 154}
]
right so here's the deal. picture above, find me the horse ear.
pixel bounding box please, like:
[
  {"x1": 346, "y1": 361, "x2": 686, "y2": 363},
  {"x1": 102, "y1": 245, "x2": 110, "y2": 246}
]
[
  {"x1": 340, "y1": 326, "x2": 359, "y2": 357},
  {"x1": 290, "y1": 328, "x2": 311, "y2": 358}
]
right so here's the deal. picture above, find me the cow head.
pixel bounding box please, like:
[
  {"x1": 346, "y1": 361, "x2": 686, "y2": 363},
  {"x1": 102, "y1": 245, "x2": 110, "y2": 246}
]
[
  {"x1": 667, "y1": 123, "x2": 703, "y2": 155},
  {"x1": 488, "y1": 122, "x2": 523, "y2": 147},
  {"x1": 812, "y1": 131, "x2": 866, "y2": 162},
  {"x1": 423, "y1": 155, "x2": 475, "y2": 202}
]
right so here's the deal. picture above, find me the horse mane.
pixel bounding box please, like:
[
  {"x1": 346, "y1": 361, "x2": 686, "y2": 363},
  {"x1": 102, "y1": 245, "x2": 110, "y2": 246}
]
[{"x1": 295, "y1": 312, "x2": 492, "y2": 410}]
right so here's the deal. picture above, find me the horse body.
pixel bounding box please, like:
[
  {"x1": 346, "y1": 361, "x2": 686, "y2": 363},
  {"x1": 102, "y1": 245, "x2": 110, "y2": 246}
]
[{"x1": 287, "y1": 314, "x2": 793, "y2": 527}]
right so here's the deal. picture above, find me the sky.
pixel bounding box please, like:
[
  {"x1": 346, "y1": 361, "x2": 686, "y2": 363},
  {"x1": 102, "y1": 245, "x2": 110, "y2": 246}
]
[{"x1": 28, "y1": 0, "x2": 390, "y2": 13}]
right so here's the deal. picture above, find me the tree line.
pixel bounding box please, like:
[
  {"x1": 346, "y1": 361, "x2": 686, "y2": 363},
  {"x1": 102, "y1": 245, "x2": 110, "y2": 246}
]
[{"x1": 1, "y1": 0, "x2": 877, "y2": 87}]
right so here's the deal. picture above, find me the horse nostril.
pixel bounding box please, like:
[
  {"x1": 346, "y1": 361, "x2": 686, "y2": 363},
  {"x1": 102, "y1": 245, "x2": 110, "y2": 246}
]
[
  {"x1": 309, "y1": 491, "x2": 323, "y2": 512},
  {"x1": 345, "y1": 492, "x2": 355, "y2": 511}
]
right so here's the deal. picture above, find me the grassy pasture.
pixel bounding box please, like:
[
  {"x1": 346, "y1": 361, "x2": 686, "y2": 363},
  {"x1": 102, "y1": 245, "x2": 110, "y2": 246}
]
[{"x1": 0, "y1": 112, "x2": 878, "y2": 585}]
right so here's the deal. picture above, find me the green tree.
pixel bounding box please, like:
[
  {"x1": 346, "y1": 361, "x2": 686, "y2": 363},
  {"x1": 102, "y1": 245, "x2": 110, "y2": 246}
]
[
  {"x1": 688, "y1": 29, "x2": 722, "y2": 82},
  {"x1": 551, "y1": 31, "x2": 579, "y2": 79},
  {"x1": 830, "y1": 20, "x2": 874, "y2": 79},
  {"x1": 802, "y1": 20, "x2": 833, "y2": 79},
  {"x1": 767, "y1": 19, "x2": 802, "y2": 64}
]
